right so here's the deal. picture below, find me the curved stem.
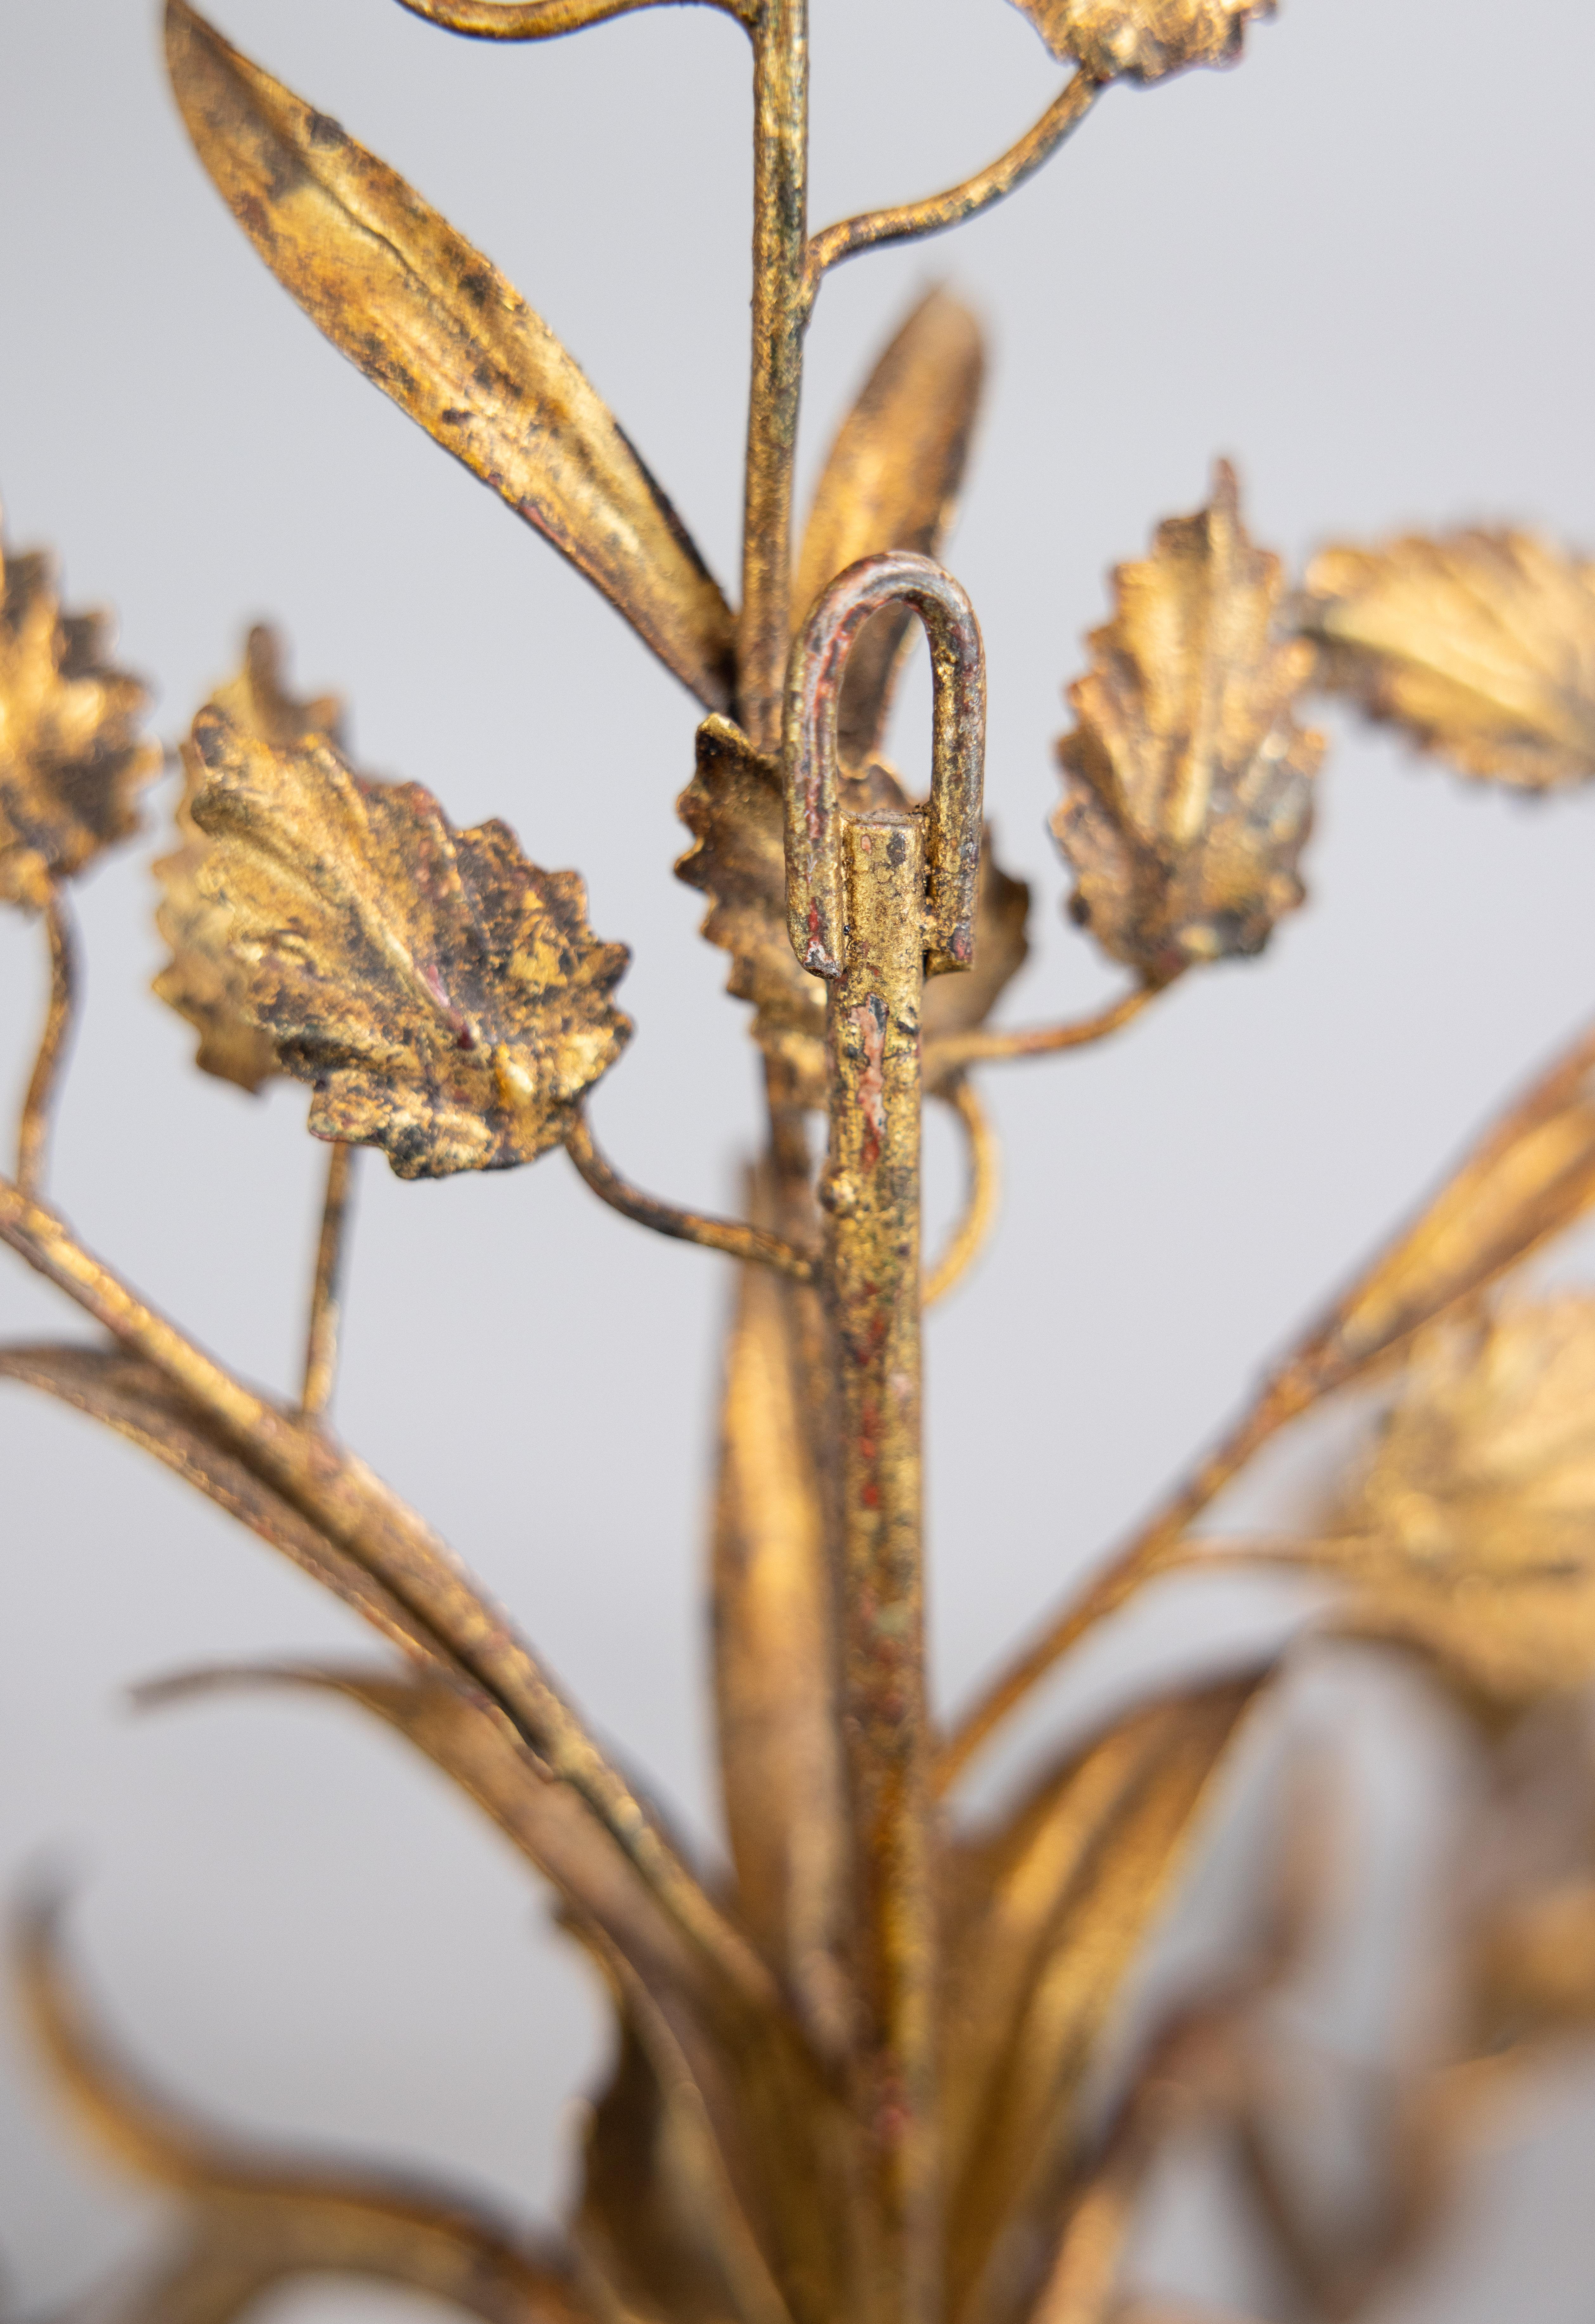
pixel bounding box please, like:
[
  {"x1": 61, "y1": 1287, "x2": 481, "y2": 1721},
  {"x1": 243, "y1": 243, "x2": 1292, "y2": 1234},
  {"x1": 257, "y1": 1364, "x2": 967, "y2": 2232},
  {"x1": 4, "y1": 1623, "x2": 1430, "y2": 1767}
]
[
  {"x1": 392, "y1": 0, "x2": 753, "y2": 36},
  {"x1": 301, "y1": 1141, "x2": 358, "y2": 1423},
  {"x1": 925, "y1": 982, "x2": 1157, "y2": 1078},
  {"x1": 801, "y1": 72, "x2": 1101, "y2": 310},
  {"x1": 924, "y1": 1077, "x2": 1000, "y2": 1308},
  {"x1": 0, "y1": 1172, "x2": 775, "y2": 2009},
  {"x1": 566, "y1": 1111, "x2": 817, "y2": 1282},
  {"x1": 16, "y1": 888, "x2": 79, "y2": 1202}
]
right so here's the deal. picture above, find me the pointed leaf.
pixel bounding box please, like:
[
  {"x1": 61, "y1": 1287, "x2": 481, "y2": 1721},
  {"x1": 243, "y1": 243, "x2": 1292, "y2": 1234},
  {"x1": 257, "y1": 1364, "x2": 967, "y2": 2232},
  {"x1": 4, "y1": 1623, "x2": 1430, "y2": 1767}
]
[
  {"x1": 1289, "y1": 1017, "x2": 1595, "y2": 1398},
  {"x1": 1054, "y1": 463, "x2": 1323, "y2": 982},
  {"x1": 711, "y1": 1171, "x2": 851, "y2": 2056},
  {"x1": 942, "y1": 1675, "x2": 1267, "y2": 2324},
  {"x1": 17, "y1": 1893, "x2": 587, "y2": 2324},
  {"x1": 677, "y1": 717, "x2": 1028, "y2": 1104},
  {"x1": 165, "y1": 0, "x2": 736, "y2": 708},
  {"x1": 0, "y1": 520, "x2": 159, "y2": 910},
  {"x1": 1299, "y1": 527, "x2": 1595, "y2": 791},
  {"x1": 171, "y1": 705, "x2": 631, "y2": 1177},
  {"x1": 145, "y1": 1662, "x2": 861, "y2": 2324},
  {"x1": 794, "y1": 290, "x2": 985, "y2": 768},
  {"x1": 0, "y1": 1343, "x2": 429, "y2": 1660}
]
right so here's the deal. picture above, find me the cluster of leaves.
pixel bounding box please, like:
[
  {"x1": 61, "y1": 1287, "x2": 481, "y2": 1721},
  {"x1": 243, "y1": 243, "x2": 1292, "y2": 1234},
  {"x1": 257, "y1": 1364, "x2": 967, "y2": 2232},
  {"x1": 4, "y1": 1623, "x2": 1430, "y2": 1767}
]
[{"x1": 12, "y1": 2, "x2": 1595, "y2": 2321}]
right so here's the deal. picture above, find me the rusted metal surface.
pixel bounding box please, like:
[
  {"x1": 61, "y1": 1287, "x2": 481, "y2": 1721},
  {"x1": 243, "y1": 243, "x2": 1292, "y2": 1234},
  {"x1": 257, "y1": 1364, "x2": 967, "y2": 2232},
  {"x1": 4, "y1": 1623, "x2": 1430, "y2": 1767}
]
[{"x1": 12, "y1": 2, "x2": 1595, "y2": 2318}]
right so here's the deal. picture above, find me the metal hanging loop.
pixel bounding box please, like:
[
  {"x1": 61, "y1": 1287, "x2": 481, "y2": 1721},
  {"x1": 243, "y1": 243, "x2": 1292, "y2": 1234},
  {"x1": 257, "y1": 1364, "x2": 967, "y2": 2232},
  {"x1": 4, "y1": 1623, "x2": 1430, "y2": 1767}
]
[{"x1": 782, "y1": 551, "x2": 987, "y2": 981}]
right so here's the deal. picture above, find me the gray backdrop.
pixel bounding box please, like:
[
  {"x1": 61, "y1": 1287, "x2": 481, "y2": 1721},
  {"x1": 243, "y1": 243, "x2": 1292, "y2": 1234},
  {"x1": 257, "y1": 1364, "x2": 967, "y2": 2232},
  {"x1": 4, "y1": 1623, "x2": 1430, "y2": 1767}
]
[{"x1": 4, "y1": 0, "x2": 1595, "y2": 2315}]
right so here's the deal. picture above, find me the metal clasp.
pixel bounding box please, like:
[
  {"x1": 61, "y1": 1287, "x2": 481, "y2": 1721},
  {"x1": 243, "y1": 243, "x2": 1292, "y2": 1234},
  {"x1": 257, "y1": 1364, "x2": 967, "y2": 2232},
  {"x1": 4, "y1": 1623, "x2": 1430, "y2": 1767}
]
[{"x1": 782, "y1": 552, "x2": 987, "y2": 981}]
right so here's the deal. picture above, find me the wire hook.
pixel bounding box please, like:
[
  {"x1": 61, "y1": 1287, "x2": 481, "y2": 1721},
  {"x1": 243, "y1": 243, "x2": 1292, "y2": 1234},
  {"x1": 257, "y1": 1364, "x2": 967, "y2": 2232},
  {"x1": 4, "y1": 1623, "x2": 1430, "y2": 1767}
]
[{"x1": 782, "y1": 552, "x2": 987, "y2": 981}]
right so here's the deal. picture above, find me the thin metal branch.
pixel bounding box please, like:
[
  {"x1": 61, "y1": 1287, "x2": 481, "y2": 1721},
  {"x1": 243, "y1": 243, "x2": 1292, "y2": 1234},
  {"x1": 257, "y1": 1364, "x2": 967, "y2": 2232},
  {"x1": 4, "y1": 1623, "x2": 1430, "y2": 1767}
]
[
  {"x1": 801, "y1": 73, "x2": 1101, "y2": 308},
  {"x1": 924, "y1": 1077, "x2": 1000, "y2": 1308},
  {"x1": 565, "y1": 1112, "x2": 817, "y2": 1283},
  {"x1": 16, "y1": 888, "x2": 80, "y2": 1202},
  {"x1": 392, "y1": 0, "x2": 754, "y2": 36},
  {"x1": 925, "y1": 981, "x2": 1159, "y2": 1077},
  {"x1": 937, "y1": 1374, "x2": 1308, "y2": 1793},
  {"x1": 301, "y1": 1141, "x2": 359, "y2": 1423}
]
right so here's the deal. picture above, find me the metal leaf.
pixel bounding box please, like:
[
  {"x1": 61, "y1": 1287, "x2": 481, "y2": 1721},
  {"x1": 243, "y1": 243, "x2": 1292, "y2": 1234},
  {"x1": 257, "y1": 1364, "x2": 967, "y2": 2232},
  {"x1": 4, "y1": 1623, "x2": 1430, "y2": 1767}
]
[
  {"x1": 711, "y1": 1167, "x2": 850, "y2": 2058},
  {"x1": 0, "y1": 521, "x2": 159, "y2": 910},
  {"x1": 154, "y1": 626, "x2": 340, "y2": 1093},
  {"x1": 1054, "y1": 463, "x2": 1323, "y2": 983},
  {"x1": 17, "y1": 1892, "x2": 588, "y2": 2324},
  {"x1": 1242, "y1": 1301, "x2": 1595, "y2": 1712},
  {"x1": 145, "y1": 1663, "x2": 861, "y2": 2324},
  {"x1": 942, "y1": 1675, "x2": 1267, "y2": 2324},
  {"x1": 1288, "y1": 1017, "x2": 1595, "y2": 1401},
  {"x1": 676, "y1": 717, "x2": 1028, "y2": 1103},
  {"x1": 1298, "y1": 528, "x2": 1595, "y2": 790},
  {"x1": 165, "y1": 0, "x2": 736, "y2": 709},
  {"x1": 1011, "y1": 0, "x2": 1276, "y2": 81},
  {"x1": 0, "y1": 1343, "x2": 429, "y2": 1660},
  {"x1": 172, "y1": 704, "x2": 632, "y2": 1177},
  {"x1": 793, "y1": 290, "x2": 985, "y2": 769}
]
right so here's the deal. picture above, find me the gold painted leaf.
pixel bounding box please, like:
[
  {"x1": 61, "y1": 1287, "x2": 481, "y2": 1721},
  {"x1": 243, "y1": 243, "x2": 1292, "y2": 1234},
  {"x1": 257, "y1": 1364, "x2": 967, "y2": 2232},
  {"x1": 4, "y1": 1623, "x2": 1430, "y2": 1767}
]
[
  {"x1": 1301, "y1": 1302, "x2": 1595, "y2": 1710},
  {"x1": 942, "y1": 1675, "x2": 1267, "y2": 2324},
  {"x1": 165, "y1": 0, "x2": 735, "y2": 710},
  {"x1": 0, "y1": 522, "x2": 159, "y2": 910},
  {"x1": 794, "y1": 290, "x2": 985, "y2": 769},
  {"x1": 169, "y1": 705, "x2": 631, "y2": 1177},
  {"x1": 1012, "y1": 0, "x2": 1275, "y2": 81},
  {"x1": 0, "y1": 1342, "x2": 430, "y2": 1662},
  {"x1": 712, "y1": 1166, "x2": 850, "y2": 2060},
  {"x1": 18, "y1": 1893, "x2": 588, "y2": 2324},
  {"x1": 1287, "y1": 1017, "x2": 1595, "y2": 1401},
  {"x1": 1298, "y1": 529, "x2": 1595, "y2": 790},
  {"x1": 676, "y1": 717, "x2": 1028, "y2": 1101},
  {"x1": 154, "y1": 626, "x2": 342, "y2": 1092},
  {"x1": 1053, "y1": 464, "x2": 1323, "y2": 983}
]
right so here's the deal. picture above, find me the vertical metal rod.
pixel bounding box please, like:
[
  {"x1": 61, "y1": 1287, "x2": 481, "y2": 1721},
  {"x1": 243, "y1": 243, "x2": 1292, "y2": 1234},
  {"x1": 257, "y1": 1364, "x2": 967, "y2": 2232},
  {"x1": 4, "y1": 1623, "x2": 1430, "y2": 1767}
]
[
  {"x1": 823, "y1": 810, "x2": 936, "y2": 2322},
  {"x1": 16, "y1": 888, "x2": 79, "y2": 1203},
  {"x1": 739, "y1": 0, "x2": 809, "y2": 754},
  {"x1": 786, "y1": 552, "x2": 985, "y2": 2324},
  {"x1": 301, "y1": 1139, "x2": 358, "y2": 1422}
]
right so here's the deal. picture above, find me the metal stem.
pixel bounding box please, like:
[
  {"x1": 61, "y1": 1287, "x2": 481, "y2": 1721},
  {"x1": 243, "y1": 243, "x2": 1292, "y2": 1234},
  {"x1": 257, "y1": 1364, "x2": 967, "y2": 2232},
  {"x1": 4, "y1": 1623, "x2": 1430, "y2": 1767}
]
[
  {"x1": 301, "y1": 1140, "x2": 358, "y2": 1422},
  {"x1": 566, "y1": 1110, "x2": 817, "y2": 1281},
  {"x1": 822, "y1": 809, "x2": 937, "y2": 2321},
  {"x1": 739, "y1": 0, "x2": 809, "y2": 754},
  {"x1": 16, "y1": 888, "x2": 79, "y2": 1204}
]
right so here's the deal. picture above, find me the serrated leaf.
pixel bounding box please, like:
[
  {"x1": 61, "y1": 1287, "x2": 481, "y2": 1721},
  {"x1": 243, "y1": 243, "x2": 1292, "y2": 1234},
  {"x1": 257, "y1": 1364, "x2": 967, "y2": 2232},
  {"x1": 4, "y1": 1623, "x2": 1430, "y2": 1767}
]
[
  {"x1": 1011, "y1": 0, "x2": 1275, "y2": 80},
  {"x1": 676, "y1": 717, "x2": 1028, "y2": 1101},
  {"x1": 17, "y1": 1893, "x2": 587, "y2": 2324},
  {"x1": 1258, "y1": 1302, "x2": 1595, "y2": 1711},
  {"x1": 154, "y1": 626, "x2": 340, "y2": 1092},
  {"x1": 793, "y1": 290, "x2": 985, "y2": 769},
  {"x1": 0, "y1": 521, "x2": 159, "y2": 910},
  {"x1": 1054, "y1": 463, "x2": 1323, "y2": 983},
  {"x1": 165, "y1": 0, "x2": 736, "y2": 709},
  {"x1": 942, "y1": 1675, "x2": 1266, "y2": 2324},
  {"x1": 0, "y1": 1343, "x2": 429, "y2": 1660},
  {"x1": 170, "y1": 705, "x2": 631, "y2": 1177},
  {"x1": 1298, "y1": 528, "x2": 1595, "y2": 790}
]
